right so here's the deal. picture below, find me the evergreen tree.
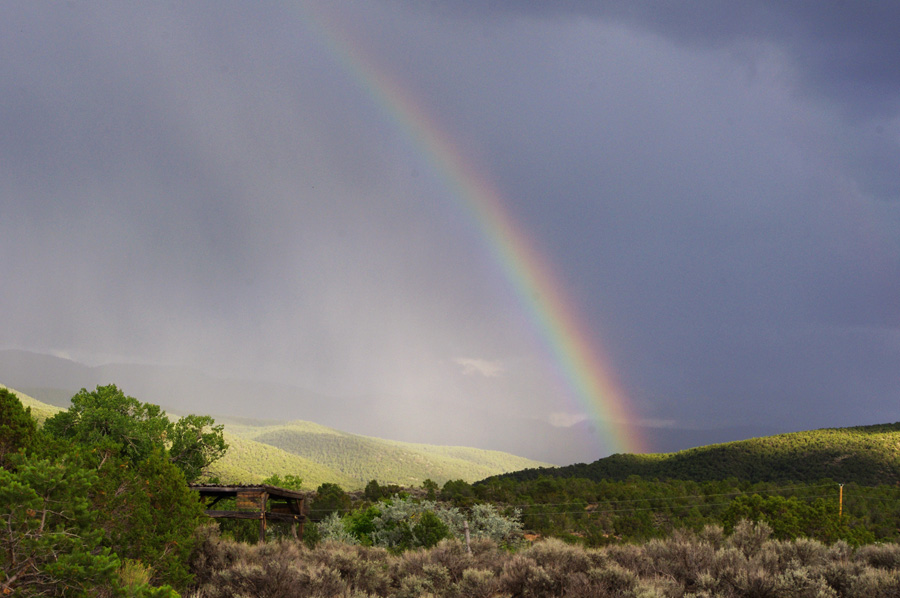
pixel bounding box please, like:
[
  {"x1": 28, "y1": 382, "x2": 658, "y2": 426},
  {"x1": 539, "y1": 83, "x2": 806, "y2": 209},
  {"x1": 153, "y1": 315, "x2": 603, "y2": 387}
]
[{"x1": 0, "y1": 387, "x2": 38, "y2": 469}]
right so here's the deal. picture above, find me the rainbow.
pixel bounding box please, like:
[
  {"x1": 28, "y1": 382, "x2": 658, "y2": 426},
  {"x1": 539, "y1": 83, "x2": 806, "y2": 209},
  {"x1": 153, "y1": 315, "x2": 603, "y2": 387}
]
[{"x1": 302, "y1": 5, "x2": 646, "y2": 456}]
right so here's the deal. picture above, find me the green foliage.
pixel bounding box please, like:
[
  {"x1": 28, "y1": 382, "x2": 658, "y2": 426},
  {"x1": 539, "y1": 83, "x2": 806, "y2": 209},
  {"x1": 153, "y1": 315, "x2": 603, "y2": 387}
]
[
  {"x1": 44, "y1": 384, "x2": 226, "y2": 482},
  {"x1": 316, "y1": 495, "x2": 523, "y2": 552},
  {"x1": 260, "y1": 472, "x2": 304, "y2": 490},
  {"x1": 319, "y1": 512, "x2": 361, "y2": 544},
  {"x1": 0, "y1": 457, "x2": 120, "y2": 596},
  {"x1": 168, "y1": 414, "x2": 227, "y2": 483},
  {"x1": 310, "y1": 482, "x2": 352, "y2": 521},
  {"x1": 422, "y1": 478, "x2": 439, "y2": 500},
  {"x1": 0, "y1": 387, "x2": 38, "y2": 469},
  {"x1": 44, "y1": 385, "x2": 171, "y2": 466},
  {"x1": 90, "y1": 449, "x2": 204, "y2": 588},
  {"x1": 370, "y1": 497, "x2": 452, "y2": 552},
  {"x1": 344, "y1": 505, "x2": 381, "y2": 546},
  {"x1": 441, "y1": 478, "x2": 476, "y2": 506},
  {"x1": 30, "y1": 384, "x2": 221, "y2": 590},
  {"x1": 472, "y1": 474, "x2": 899, "y2": 546}
]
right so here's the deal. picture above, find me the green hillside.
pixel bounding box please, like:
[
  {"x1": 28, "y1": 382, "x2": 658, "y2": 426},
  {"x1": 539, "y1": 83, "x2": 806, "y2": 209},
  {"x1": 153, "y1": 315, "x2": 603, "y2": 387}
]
[
  {"x1": 222, "y1": 419, "x2": 551, "y2": 489},
  {"x1": 0, "y1": 384, "x2": 62, "y2": 423},
  {"x1": 206, "y1": 432, "x2": 359, "y2": 488},
  {"x1": 490, "y1": 422, "x2": 900, "y2": 486},
  {"x1": 3, "y1": 383, "x2": 549, "y2": 490}
]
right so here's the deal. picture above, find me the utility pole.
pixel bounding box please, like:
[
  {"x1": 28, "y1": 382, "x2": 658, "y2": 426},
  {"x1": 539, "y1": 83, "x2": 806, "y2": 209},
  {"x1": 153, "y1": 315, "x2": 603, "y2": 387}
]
[{"x1": 839, "y1": 483, "x2": 844, "y2": 520}]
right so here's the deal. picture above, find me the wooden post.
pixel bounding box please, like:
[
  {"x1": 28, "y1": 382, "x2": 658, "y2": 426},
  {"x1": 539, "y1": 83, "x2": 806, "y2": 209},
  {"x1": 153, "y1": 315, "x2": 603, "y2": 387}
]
[
  {"x1": 838, "y1": 484, "x2": 843, "y2": 520},
  {"x1": 464, "y1": 520, "x2": 471, "y2": 554},
  {"x1": 259, "y1": 491, "x2": 269, "y2": 543}
]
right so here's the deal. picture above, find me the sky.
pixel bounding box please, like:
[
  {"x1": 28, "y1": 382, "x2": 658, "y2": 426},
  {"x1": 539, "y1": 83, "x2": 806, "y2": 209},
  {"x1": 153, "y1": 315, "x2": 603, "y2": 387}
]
[{"x1": 2, "y1": 1, "x2": 899, "y2": 462}]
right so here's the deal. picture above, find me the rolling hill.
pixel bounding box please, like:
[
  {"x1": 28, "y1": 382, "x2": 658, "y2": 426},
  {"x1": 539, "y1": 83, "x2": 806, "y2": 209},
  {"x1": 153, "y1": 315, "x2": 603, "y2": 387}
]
[
  {"x1": 219, "y1": 418, "x2": 550, "y2": 488},
  {"x1": 486, "y1": 422, "x2": 900, "y2": 486},
  {"x1": 2, "y1": 383, "x2": 550, "y2": 489}
]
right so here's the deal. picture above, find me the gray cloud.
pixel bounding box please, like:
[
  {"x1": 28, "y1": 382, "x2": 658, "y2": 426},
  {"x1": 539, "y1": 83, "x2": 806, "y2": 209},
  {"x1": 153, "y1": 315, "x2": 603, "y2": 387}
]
[{"x1": 2, "y1": 1, "x2": 898, "y2": 463}]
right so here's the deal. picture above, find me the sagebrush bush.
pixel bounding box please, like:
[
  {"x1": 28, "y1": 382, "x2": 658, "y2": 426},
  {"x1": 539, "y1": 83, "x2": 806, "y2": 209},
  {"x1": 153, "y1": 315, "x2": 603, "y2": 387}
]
[
  {"x1": 523, "y1": 537, "x2": 592, "y2": 576},
  {"x1": 728, "y1": 519, "x2": 774, "y2": 558},
  {"x1": 187, "y1": 523, "x2": 900, "y2": 598},
  {"x1": 855, "y1": 542, "x2": 900, "y2": 570},
  {"x1": 587, "y1": 562, "x2": 639, "y2": 596},
  {"x1": 455, "y1": 568, "x2": 499, "y2": 598},
  {"x1": 847, "y1": 568, "x2": 900, "y2": 598}
]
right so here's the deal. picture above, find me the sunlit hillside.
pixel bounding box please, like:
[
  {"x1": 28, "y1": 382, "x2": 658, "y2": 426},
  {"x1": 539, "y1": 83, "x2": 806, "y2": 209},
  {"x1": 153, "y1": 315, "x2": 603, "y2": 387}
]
[
  {"x1": 3, "y1": 384, "x2": 550, "y2": 490},
  {"x1": 489, "y1": 422, "x2": 900, "y2": 486},
  {"x1": 220, "y1": 419, "x2": 552, "y2": 489}
]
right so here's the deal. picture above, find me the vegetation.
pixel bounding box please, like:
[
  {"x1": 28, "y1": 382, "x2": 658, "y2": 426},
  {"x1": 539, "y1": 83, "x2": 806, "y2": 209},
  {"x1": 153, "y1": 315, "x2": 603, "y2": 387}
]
[
  {"x1": 490, "y1": 422, "x2": 900, "y2": 486},
  {"x1": 476, "y1": 474, "x2": 900, "y2": 546},
  {"x1": 205, "y1": 432, "x2": 358, "y2": 489},
  {"x1": 316, "y1": 494, "x2": 523, "y2": 552},
  {"x1": 43, "y1": 385, "x2": 227, "y2": 483},
  {"x1": 189, "y1": 521, "x2": 900, "y2": 597},
  {"x1": 0, "y1": 384, "x2": 61, "y2": 423},
  {"x1": 1, "y1": 384, "x2": 226, "y2": 596},
  {"x1": 5, "y1": 382, "x2": 900, "y2": 596}
]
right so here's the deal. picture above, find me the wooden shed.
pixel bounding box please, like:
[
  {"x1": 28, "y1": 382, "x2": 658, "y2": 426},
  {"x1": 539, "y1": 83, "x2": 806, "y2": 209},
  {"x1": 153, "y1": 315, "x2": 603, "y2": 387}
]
[{"x1": 190, "y1": 484, "x2": 306, "y2": 542}]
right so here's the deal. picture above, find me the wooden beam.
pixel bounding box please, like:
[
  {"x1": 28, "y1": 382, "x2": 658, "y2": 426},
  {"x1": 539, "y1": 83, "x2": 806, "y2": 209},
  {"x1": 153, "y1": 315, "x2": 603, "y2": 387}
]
[{"x1": 202, "y1": 510, "x2": 304, "y2": 523}]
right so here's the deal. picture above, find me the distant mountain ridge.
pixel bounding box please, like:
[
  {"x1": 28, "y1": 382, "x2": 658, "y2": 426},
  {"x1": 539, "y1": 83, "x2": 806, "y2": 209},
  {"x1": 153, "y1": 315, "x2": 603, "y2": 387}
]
[
  {"x1": 485, "y1": 422, "x2": 900, "y2": 487},
  {"x1": 0, "y1": 349, "x2": 795, "y2": 462},
  {"x1": 2, "y1": 383, "x2": 550, "y2": 490}
]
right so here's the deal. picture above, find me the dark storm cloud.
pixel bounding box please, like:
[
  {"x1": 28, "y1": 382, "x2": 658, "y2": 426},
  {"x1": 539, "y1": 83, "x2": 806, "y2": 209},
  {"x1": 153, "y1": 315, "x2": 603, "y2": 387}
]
[
  {"x1": 423, "y1": 0, "x2": 900, "y2": 200},
  {"x1": 431, "y1": 1, "x2": 900, "y2": 112},
  {"x1": 2, "y1": 1, "x2": 899, "y2": 462}
]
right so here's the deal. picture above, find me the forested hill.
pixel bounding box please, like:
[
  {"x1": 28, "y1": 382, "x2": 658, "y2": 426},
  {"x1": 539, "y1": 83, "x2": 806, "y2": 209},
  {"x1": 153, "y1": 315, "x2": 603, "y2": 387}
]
[{"x1": 485, "y1": 423, "x2": 900, "y2": 486}]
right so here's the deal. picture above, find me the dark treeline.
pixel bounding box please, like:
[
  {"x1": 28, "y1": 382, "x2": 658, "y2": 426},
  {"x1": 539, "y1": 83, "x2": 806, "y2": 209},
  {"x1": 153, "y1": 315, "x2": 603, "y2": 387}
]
[{"x1": 468, "y1": 475, "x2": 900, "y2": 546}]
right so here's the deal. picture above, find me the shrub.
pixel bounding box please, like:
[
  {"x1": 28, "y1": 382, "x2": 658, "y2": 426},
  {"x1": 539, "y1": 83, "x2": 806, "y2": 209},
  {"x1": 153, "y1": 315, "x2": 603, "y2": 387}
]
[
  {"x1": 454, "y1": 568, "x2": 499, "y2": 598},
  {"x1": 727, "y1": 519, "x2": 773, "y2": 558},
  {"x1": 855, "y1": 543, "x2": 900, "y2": 570},
  {"x1": 847, "y1": 568, "x2": 900, "y2": 598},
  {"x1": 586, "y1": 562, "x2": 639, "y2": 596},
  {"x1": 774, "y1": 566, "x2": 838, "y2": 598},
  {"x1": 499, "y1": 555, "x2": 556, "y2": 597},
  {"x1": 523, "y1": 538, "x2": 592, "y2": 576},
  {"x1": 319, "y1": 512, "x2": 361, "y2": 545},
  {"x1": 372, "y1": 498, "x2": 452, "y2": 552}
]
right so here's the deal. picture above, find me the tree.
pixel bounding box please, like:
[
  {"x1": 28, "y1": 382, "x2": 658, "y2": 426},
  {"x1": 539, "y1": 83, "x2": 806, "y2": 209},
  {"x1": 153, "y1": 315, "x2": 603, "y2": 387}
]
[
  {"x1": 44, "y1": 385, "x2": 169, "y2": 466},
  {"x1": 364, "y1": 479, "x2": 384, "y2": 502},
  {"x1": 41, "y1": 385, "x2": 222, "y2": 588},
  {"x1": 310, "y1": 483, "x2": 352, "y2": 521},
  {"x1": 168, "y1": 414, "x2": 227, "y2": 483},
  {"x1": 0, "y1": 388, "x2": 38, "y2": 469},
  {"x1": 44, "y1": 385, "x2": 227, "y2": 482},
  {"x1": 261, "y1": 473, "x2": 304, "y2": 490},
  {"x1": 91, "y1": 449, "x2": 203, "y2": 588},
  {"x1": 0, "y1": 457, "x2": 120, "y2": 596},
  {"x1": 422, "y1": 478, "x2": 439, "y2": 501}
]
